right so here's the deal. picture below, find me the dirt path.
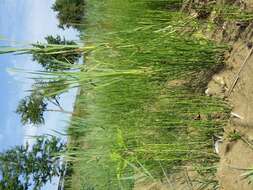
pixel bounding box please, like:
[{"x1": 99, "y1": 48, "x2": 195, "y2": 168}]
[{"x1": 217, "y1": 41, "x2": 253, "y2": 190}]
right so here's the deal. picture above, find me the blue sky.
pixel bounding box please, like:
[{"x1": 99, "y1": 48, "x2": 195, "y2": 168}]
[{"x1": 0, "y1": 0, "x2": 79, "y2": 189}]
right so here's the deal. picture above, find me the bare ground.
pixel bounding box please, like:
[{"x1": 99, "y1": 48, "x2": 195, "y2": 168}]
[{"x1": 206, "y1": 4, "x2": 253, "y2": 189}]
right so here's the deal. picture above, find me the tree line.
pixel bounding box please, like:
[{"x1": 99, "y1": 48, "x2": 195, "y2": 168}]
[
  {"x1": 0, "y1": 136, "x2": 65, "y2": 190},
  {"x1": 17, "y1": 0, "x2": 86, "y2": 125},
  {"x1": 0, "y1": 0, "x2": 86, "y2": 189}
]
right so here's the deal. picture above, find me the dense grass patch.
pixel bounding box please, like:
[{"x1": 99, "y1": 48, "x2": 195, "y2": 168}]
[{"x1": 64, "y1": 0, "x2": 230, "y2": 190}]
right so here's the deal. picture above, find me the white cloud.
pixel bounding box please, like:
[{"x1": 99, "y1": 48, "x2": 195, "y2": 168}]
[
  {"x1": 22, "y1": 0, "x2": 78, "y2": 42},
  {"x1": 6, "y1": 67, "x2": 17, "y2": 76}
]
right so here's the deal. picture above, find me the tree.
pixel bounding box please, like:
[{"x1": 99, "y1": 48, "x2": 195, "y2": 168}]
[
  {"x1": 16, "y1": 79, "x2": 72, "y2": 126},
  {"x1": 32, "y1": 35, "x2": 81, "y2": 71},
  {"x1": 16, "y1": 93, "x2": 47, "y2": 125},
  {"x1": 32, "y1": 79, "x2": 69, "y2": 111},
  {"x1": 0, "y1": 136, "x2": 66, "y2": 190},
  {"x1": 52, "y1": 0, "x2": 86, "y2": 30}
]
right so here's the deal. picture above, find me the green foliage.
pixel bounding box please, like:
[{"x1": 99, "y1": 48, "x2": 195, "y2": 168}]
[
  {"x1": 32, "y1": 35, "x2": 81, "y2": 71},
  {"x1": 0, "y1": 136, "x2": 65, "y2": 190},
  {"x1": 4, "y1": 0, "x2": 248, "y2": 189},
  {"x1": 62, "y1": 0, "x2": 230, "y2": 189},
  {"x1": 16, "y1": 92, "x2": 47, "y2": 125},
  {"x1": 188, "y1": 1, "x2": 253, "y2": 22},
  {"x1": 32, "y1": 79, "x2": 69, "y2": 102},
  {"x1": 52, "y1": 0, "x2": 86, "y2": 30},
  {"x1": 227, "y1": 130, "x2": 241, "y2": 142},
  {"x1": 32, "y1": 35, "x2": 81, "y2": 70},
  {"x1": 16, "y1": 79, "x2": 70, "y2": 125}
]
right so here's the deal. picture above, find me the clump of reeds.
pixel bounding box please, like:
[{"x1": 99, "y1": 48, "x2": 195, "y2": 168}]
[
  {"x1": 1, "y1": 0, "x2": 239, "y2": 189},
  {"x1": 58, "y1": 0, "x2": 230, "y2": 189}
]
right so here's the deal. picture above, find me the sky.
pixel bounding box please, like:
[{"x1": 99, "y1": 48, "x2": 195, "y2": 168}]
[{"x1": 0, "y1": 0, "x2": 80, "y2": 189}]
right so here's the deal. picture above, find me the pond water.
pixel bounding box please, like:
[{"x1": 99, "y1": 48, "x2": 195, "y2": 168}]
[{"x1": 0, "y1": 0, "x2": 80, "y2": 189}]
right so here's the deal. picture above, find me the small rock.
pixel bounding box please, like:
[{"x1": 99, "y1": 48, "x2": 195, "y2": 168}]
[
  {"x1": 205, "y1": 88, "x2": 211, "y2": 96},
  {"x1": 213, "y1": 75, "x2": 225, "y2": 86},
  {"x1": 213, "y1": 135, "x2": 223, "y2": 154},
  {"x1": 247, "y1": 42, "x2": 253, "y2": 49}
]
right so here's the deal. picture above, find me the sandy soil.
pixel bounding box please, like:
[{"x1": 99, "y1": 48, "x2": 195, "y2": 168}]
[{"x1": 205, "y1": 4, "x2": 253, "y2": 189}]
